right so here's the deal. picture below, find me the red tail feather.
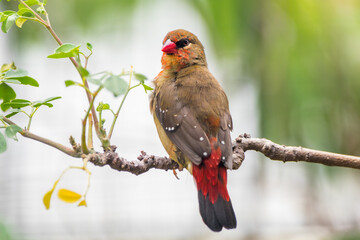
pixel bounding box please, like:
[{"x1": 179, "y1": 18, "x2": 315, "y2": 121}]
[{"x1": 192, "y1": 138, "x2": 236, "y2": 231}]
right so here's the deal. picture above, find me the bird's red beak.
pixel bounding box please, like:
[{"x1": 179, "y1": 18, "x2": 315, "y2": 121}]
[{"x1": 162, "y1": 39, "x2": 177, "y2": 54}]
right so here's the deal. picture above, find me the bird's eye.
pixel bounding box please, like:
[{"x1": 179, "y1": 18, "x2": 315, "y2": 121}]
[{"x1": 176, "y1": 38, "x2": 190, "y2": 48}]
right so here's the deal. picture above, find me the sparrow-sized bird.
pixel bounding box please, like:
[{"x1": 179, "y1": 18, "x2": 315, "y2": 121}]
[{"x1": 150, "y1": 29, "x2": 236, "y2": 231}]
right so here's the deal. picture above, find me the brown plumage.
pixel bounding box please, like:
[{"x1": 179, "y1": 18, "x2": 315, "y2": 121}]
[{"x1": 150, "y1": 29, "x2": 236, "y2": 231}]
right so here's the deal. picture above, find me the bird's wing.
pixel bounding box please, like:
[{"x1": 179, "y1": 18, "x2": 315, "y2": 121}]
[
  {"x1": 218, "y1": 113, "x2": 233, "y2": 169},
  {"x1": 155, "y1": 94, "x2": 211, "y2": 166}
]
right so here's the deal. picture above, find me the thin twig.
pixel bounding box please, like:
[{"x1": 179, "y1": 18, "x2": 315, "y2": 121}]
[
  {"x1": 3, "y1": 117, "x2": 80, "y2": 157},
  {"x1": 81, "y1": 86, "x2": 103, "y2": 154},
  {"x1": 107, "y1": 67, "x2": 136, "y2": 140}
]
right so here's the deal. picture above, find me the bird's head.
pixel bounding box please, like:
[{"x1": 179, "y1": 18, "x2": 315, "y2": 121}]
[{"x1": 161, "y1": 29, "x2": 207, "y2": 72}]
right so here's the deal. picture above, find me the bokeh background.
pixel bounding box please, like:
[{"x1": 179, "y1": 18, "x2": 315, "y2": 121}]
[{"x1": 1, "y1": 0, "x2": 360, "y2": 239}]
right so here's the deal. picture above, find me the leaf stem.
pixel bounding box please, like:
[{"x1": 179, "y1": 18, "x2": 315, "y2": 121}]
[
  {"x1": 81, "y1": 86, "x2": 102, "y2": 154},
  {"x1": 27, "y1": 106, "x2": 40, "y2": 131},
  {"x1": 82, "y1": 159, "x2": 91, "y2": 199},
  {"x1": 87, "y1": 113, "x2": 93, "y2": 150},
  {"x1": 107, "y1": 66, "x2": 137, "y2": 140}
]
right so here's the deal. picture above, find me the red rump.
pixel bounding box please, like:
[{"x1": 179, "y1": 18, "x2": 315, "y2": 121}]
[{"x1": 192, "y1": 138, "x2": 230, "y2": 204}]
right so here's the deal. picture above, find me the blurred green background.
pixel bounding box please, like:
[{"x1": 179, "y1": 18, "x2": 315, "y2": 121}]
[
  {"x1": 4, "y1": 0, "x2": 360, "y2": 154},
  {"x1": 190, "y1": 0, "x2": 360, "y2": 156},
  {"x1": 1, "y1": 0, "x2": 360, "y2": 239}
]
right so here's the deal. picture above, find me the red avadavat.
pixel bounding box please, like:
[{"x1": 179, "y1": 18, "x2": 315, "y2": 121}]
[{"x1": 150, "y1": 29, "x2": 236, "y2": 231}]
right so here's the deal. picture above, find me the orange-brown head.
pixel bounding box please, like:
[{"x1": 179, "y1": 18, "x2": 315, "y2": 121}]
[{"x1": 161, "y1": 29, "x2": 207, "y2": 72}]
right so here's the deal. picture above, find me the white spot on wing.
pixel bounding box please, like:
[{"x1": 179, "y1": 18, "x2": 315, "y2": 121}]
[
  {"x1": 203, "y1": 152, "x2": 208, "y2": 157},
  {"x1": 199, "y1": 137, "x2": 204, "y2": 141}
]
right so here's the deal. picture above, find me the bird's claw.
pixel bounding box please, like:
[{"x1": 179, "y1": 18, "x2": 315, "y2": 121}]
[{"x1": 172, "y1": 169, "x2": 180, "y2": 180}]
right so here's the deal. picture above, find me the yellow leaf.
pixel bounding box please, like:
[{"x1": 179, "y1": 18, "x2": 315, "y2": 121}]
[
  {"x1": 78, "y1": 199, "x2": 87, "y2": 207},
  {"x1": 1, "y1": 62, "x2": 16, "y2": 72},
  {"x1": 43, "y1": 190, "x2": 54, "y2": 210},
  {"x1": 42, "y1": 179, "x2": 60, "y2": 210},
  {"x1": 15, "y1": 18, "x2": 27, "y2": 28},
  {"x1": 58, "y1": 189, "x2": 82, "y2": 203}
]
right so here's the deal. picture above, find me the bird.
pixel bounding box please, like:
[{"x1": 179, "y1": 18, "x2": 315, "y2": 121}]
[{"x1": 150, "y1": 29, "x2": 236, "y2": 232}]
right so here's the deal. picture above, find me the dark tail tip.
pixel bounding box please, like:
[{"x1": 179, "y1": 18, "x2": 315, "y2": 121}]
[{"x1": 198, "y1": 191, "x2": 237, "y2": 232}]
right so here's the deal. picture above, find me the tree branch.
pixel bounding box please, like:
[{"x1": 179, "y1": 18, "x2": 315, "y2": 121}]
[
  {"x1": 84, "y1": 133, "x2": 360, "y2": 175},
  {"x1": 87, "y1": 147, "x2": 179, "y2": 175},
  {"x1": 3, "y1": 117, "x2": 80, "y2": 158},
  {"x1": 21, "y1": 130, "x2": 81, "y2": 157},
  {"x1": 4, "y1": 116, "x2": 360, "y2": 174},
  {"x1": 235, "y1": 134, "x2": 360, "y2": 169}
]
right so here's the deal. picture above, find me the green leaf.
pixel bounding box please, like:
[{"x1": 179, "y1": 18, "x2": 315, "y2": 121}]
[
  {"x1": 32, "y1": 96, "x2": 61, "y2": 108},
  {"x1": 36, "y1": 6, "x2": 45, "y2": 14},
  {"x1": 5, "y1": 108, "x2": 21, "y2": 118},
  {"x1": 47, "y1": 43, "x2": 80, "y2": 59},
  {"x1": 4, "y1": 69, "x2": 39, "y2": 87},
  {"x1": 0, "y1": 132, "x2": 6, "y2": 154},
  {"x1": 1, "y1": 79, "x2": 21, "y2": 84},
  {"x1": 32, "y1": 102, "x2": 53, "y2": 108},
  {"x1": 86, "y1": 42, "x2": 93, "y2": 51},
  {"x1": 87, "y1": 76, "x2": 103, "y2": 86},
  {"x1": 87, "y1": 72, "x2": 109, "y2": 86},
  {"x1": 4, "y1": 68, "x2": 27, "y2": 78},
  {"x1": 102, "y1": 103, "x2": 110, "y2": 110},
  {"x1": 42, "y1": 96, "x2": 62, "y2": 103},
  {"x1": 134, "y1": 73, "x2": 148, "y2": 83},
  {"x1": 77, "y1": 66, "x2": 89, "y2": 77},
  {"x1": 141, "y1": 83, "x2": 153, "y2": 93},
  {"x1": 3, "y1": 99, "x2": 31, "y2": 108},
  {"x1": 5, "y1": 125, "x2": 22, "y2": 141},
  {"x1": 0, "y1": 83, "x2": 16, "y2": 111},
  {"x1": 1, "y1": 13, "x2": 19, "y2": 33},
  {"x1": 96, "y1": 102, "x2": 110, "y2": 111},
  {"x1": 65, "y1": 80, "x2": 77, "y2": 87},
  {"x1": 58, "y1": 189, "x2": 82, "y2": 203},
  {"x1": 15, "y1": 76, "x2": 39, "y2": 87},
  {"x1": 18, "y1": 0, "x2": 41, "y2": 8},
  {"x1": 2, "y1": 11, "x2": 16, "y2": 16},
  {"x1": 104, "y1": 75, "x2": 128, "y2": 97},
  {"x1": 0, "y1": 13, "x2": 4, "y2": 23},
  {"x1": 17, "y1": 8, "x2": 35, "y2": 17}
]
